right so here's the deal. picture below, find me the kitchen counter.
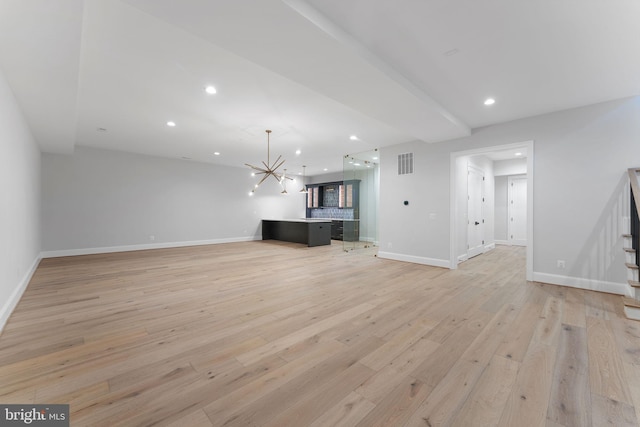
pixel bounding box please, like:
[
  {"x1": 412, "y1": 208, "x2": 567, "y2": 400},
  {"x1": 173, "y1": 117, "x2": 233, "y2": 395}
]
[{"x1": 262, "y1": 219, "x2": 331, "y2": 247}]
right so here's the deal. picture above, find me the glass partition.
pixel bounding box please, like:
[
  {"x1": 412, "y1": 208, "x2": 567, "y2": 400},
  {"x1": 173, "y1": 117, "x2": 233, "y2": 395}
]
[{"x1": 343, "y1": 149, "x2": 379, "y2": 252}]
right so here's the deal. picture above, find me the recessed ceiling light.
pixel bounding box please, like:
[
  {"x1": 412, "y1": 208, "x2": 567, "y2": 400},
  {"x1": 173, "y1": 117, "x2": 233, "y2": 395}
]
[
  {"x1": 213, "y1": 152, "x2": 220, "y2": 156},
  {"x1": 323, "y1": 168, "x2": 328, "y2": 171},
  {"x1": 515, "y1": 152, "x2": 523, "y2": 156},
  {"x1": 205, "y1": 86, "x2": 217, "y2": 94},
  {"x1": 167, "y1": 121, "x2": 176, "y2": 127},
  {"x1": 372, "y1": 156, "x2": 378, "y2": 160},
  {"x1": 354, "y1": 163, "x2": 361, "y2": 166},
  {"x1": 484, "y1": 98, "x2": 495, "y2": 106},
  {"x1": 295, "y1": 149, "x2": 301, "y2": 155},
  {"x1": 350, "y1": 135, "x2": 358, "y2": 141}
]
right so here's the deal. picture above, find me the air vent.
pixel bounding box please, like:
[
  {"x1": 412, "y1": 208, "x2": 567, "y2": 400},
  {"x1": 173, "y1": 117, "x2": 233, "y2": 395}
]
[{"x1": 398, "y1": 152, "x2": 414, "y2": 175}]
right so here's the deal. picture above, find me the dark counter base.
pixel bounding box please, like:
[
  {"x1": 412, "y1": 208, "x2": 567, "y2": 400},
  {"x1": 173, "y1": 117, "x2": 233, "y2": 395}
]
[{"x1": 262, "y1": 220, "x2": 331, "y2": 247}]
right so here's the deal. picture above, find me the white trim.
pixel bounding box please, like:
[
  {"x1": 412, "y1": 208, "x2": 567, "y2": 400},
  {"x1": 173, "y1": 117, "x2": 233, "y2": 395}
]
[
  {"x1": 0, "y1": 255, "x2": 41, "y2": 334},
  {"x1": 40, "y1": 236, "x2": 260, "y2": 258},
  {"x1": 484, "y1": 242, "x2": 496, "y2": 251},
  {"x1": 495, "y1": 240, "x2": 509, "y2": 245},
  {"x1": 378, "y1": 251, "x2": 449, "y2": 268},
  {"x1": 532, "y1": 272, "x2": 632, "y2": 297},
  {"x1": 457, "y1": 254, "x2": 469, "y2": 263}
]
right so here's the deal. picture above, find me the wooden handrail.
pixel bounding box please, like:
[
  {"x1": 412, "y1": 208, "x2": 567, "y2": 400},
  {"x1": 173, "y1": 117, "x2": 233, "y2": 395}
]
[{"x1": 630, "y1": 168, "x2": 640, "y2": 216}]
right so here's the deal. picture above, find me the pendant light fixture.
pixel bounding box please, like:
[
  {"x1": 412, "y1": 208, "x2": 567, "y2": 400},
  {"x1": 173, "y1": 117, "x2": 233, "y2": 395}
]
[
  {"x1": 246, "y1": 129, "x2": 292, "y2": 193},
  {"x1": 281, "y1": 169, "x2": 288, "y2": 194},
  {"x1": 299, "y1": 165, "x2": 308, "y2": 193}
]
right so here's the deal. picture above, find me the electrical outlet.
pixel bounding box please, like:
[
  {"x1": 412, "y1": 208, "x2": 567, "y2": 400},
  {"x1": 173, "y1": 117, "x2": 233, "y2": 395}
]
[{"x1": 557, "y1": 260, "x2": 565, "y2": 269}]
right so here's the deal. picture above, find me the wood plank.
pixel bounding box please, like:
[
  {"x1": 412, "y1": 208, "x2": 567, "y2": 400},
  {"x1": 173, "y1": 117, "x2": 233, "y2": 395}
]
[
  {"x1": 587, "y1": 316, "x2": 633, "y2": 404},
  {"x1": 562, "y1": 287, "x2": 586, "y2": 328},
  {"x1": 546, "y1": 324, "x2": 591, "y2": 426},
  {"x1": 495, "y1": 302, "x2": 543, "y2": 362},
  {"x1": 356, "y1": 337, "x2": 440, "y2": 404},
  {"x1": 591, "y1": 393, "x2": 639, "y2": 427},
  {"x1": 0, "y1": 242, "x2": 637, "y2": 425},
  {"x1": 450, "y1": 355, "x2": 519, "y2": 427},
  {"x1": 354, "y1": 376, "x2": 431, "y2": 427},
  {"x1": 307, "y1": 391, "x2": 375, "y2": 427},
  {"x1": 497, "y1": 343, "x2": 556, "y2": 427}
]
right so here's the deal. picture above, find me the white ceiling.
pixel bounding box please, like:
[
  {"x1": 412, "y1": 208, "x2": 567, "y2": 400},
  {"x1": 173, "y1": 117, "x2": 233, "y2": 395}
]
[{"x1": 1, "y1": 0, "x2": 638, "y2": 175}]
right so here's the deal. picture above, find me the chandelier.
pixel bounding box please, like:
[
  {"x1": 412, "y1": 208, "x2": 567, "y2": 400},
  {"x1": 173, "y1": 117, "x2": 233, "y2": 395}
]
[{"x1": 246, "y1": 129, "x2": 292, "y2": 194}]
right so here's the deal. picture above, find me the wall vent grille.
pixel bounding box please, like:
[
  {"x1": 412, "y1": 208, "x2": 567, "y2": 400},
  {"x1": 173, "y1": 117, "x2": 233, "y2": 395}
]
[{"x1": 398, "y1": 152, "x2": 414, "y2": 175}]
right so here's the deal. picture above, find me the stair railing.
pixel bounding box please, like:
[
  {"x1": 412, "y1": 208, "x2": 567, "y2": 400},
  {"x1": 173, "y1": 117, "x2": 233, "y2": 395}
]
[{"x1": 629, "y1": 168, "x2": 640, "y2": 268}]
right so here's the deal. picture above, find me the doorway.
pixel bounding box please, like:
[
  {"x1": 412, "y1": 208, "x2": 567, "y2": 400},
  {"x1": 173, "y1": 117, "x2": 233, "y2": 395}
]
[{"x1": 450, "y1": 141, "x2": 534, "y2": 281}]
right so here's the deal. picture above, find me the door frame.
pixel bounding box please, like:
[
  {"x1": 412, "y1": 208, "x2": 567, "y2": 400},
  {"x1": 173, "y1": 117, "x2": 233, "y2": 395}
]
[{"x1": 449, "y1": 141, "x2": 534, "y2": 281}]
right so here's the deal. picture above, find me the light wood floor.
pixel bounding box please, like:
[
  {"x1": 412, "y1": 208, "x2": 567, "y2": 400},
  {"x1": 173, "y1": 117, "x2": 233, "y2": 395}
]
[{"x1": 1, "y1": 242, "x2": 640, "y2": 426}]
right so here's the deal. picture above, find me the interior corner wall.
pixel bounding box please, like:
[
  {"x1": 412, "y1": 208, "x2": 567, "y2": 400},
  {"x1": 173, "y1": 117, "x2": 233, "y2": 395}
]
[
  {"x1": 41, "y1": 146, "x2": 305, "y2": 255},
  {"x1": 0, "y1": 67, "x2": 41, "y2": 331},
  {"x1": 379, "y1": 96, "x2": 640, "y2": 294}
]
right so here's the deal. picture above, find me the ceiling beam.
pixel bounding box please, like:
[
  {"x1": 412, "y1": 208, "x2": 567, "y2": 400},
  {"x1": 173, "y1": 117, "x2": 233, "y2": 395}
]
[{"x1": 282, "y1": 0, "x2": 471, "y2": 136}]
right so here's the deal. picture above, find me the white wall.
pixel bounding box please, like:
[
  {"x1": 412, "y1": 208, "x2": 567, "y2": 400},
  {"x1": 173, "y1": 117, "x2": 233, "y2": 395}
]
[
  {"x1": 42, "y1": 147, "x2": 305, "y2": 255},
  {"x1": 0, "y1": 67, "x2": 41, "y2": 331},
  {"x1": 307, "y1": 171, "x2": 343, "y2": 185},
  {"x1": 379, "y1": 96, "x2": 640, "y2": 294},
  {"x1": 494, "y1": 158, "x2": 527, "y2": 176}
]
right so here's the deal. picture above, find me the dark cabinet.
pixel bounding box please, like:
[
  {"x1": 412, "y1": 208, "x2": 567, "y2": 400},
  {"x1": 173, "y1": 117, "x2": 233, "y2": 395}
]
[
  {"x1": 331, "y1": 221, "x2": 343, "y2": 240},
  {"x1": 306, "y1": 180, "x2": 360, "y2": 241}
]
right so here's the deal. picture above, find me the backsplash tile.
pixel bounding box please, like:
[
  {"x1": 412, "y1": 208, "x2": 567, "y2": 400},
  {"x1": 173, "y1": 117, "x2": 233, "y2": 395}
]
[{"x1": 310, "y1": 208, "x2": 354, "y2": 220}]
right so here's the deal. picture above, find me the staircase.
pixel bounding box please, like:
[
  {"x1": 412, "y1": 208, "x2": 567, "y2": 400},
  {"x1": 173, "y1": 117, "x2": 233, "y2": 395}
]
[{"x1": 623, "y1": 168, "x2": 640, "y2": 320}]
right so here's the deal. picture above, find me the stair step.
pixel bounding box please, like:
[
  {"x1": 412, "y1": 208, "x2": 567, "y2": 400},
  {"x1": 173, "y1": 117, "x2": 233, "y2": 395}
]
[
  {"x1": 626, "y1": 263, "x2": 639, "y2": 270},
  {"x1": 624, "y1": 304, "x2": 640, "y2": 321},
  {"x1": 630, "y1": 280, "x2": 640, "y2": 288},
  {"x1": 623, "y1": 296, "x2": 640, "y2": 309}
]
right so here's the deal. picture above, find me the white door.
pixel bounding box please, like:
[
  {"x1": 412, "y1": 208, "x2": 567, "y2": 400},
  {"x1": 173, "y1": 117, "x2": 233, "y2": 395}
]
[
  {"x1": 467, "y1": 166, "x2": 485, "y2": 258},
  {"x1": 508, "y1": 176, "x2": 527, "y2": 246}
]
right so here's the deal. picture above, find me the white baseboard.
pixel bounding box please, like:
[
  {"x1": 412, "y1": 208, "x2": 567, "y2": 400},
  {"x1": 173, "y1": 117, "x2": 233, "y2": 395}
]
[
  {"x1": 40, "y1": 236, "x2": 261, "y2": 258},
  {"x1": 377, "y1": 251, "x2": 449, "y2": 268},
  {"x1": 457, "y1": 254, "x2": 468, "y2": 263},
  {"x1": 0, "y1": 255, "x2": 41, "y2": 334},
  {"x1": 495, "y1": 240, "x2": 509, "y2": 245},
  {"x1": 484, "y1": 243, "x2": 496, "y2": 251},
  {"x1": 532, "y1": 272, "x2": 632, "y2": 297}
]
